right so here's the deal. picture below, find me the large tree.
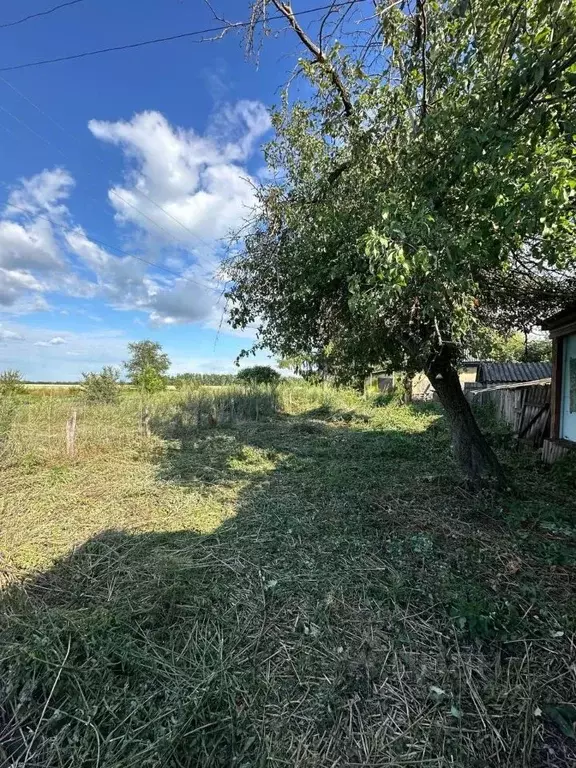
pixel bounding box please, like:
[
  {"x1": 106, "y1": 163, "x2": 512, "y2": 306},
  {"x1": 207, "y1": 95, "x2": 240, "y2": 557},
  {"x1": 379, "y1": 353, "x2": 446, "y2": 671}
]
[{"x1": 226, "y1": 0, "x2": 576, "y2": 487}]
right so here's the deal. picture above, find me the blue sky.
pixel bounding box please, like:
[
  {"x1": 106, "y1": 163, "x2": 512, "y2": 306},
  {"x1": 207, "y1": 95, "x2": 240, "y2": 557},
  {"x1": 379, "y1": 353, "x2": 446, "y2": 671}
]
[{"x1": 0, "y1": 0, "x2": 318, "y2": 380}]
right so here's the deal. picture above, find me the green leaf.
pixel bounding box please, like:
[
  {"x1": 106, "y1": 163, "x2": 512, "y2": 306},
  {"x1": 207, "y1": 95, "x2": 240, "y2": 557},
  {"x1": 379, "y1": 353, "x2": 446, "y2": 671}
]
[{"x1": 542, "y1": 704, "x2": 576, "y2": 739}]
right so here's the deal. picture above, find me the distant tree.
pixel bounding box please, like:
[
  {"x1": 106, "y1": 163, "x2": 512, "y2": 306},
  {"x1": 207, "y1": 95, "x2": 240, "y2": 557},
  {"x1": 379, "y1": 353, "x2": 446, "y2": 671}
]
[
  {"x1": 0, "y1": 369, "x2": 25, "y2": 396},
  {"x1": 170, "y1": 373, "x2": 238, "y2": 388},
  {"x1": 237, "y1": 365, "x2": 281, "y2": 385},
  {"x1": 471, "y1": 330, "x2": 552, "y2": 363},
  {"x1": 278, "y1": 352, "x2": 333, "y2": 383},
  {"x1": 81, "y1": 366, "x2": 121, "y2": 404},
  {"x1": 135, "y1": 366, "x2": 166, "y2": 394},
  {"x1": 125, "y1": 341, "x2": 170, "y2": 393}
]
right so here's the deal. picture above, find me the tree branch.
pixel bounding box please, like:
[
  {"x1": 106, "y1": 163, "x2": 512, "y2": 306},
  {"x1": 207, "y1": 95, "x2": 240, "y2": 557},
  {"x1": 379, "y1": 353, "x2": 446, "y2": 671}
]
[
  {"x1": 417, "y1": 0, "x2": 428, "y2": 123},
  {"x1": 270, "y1": 0, "x2": 354, "y2": 117}
]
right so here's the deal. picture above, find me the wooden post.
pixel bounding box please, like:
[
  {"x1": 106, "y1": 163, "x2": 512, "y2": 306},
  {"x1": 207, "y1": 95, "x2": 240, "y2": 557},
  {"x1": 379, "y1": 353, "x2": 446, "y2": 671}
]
[
  {"x1": 66, "y1": 409, "x2": 77, "y2": 458},
  {"x1": 141, "y1": 406, "x2": 151, "y2": 438}
]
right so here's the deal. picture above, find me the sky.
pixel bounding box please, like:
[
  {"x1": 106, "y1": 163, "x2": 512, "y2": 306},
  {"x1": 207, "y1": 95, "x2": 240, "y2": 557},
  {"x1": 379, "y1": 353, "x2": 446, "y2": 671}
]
[{"x1": 0, "y1": 0, "x2": 326, "y2": 380}]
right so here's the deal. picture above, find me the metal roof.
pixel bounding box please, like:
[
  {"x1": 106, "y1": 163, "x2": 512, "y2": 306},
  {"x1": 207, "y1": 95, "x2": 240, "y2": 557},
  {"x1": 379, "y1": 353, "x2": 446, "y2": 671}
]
[{"x1": 478, "y1": 361, "x2": 552, "y2": 384}]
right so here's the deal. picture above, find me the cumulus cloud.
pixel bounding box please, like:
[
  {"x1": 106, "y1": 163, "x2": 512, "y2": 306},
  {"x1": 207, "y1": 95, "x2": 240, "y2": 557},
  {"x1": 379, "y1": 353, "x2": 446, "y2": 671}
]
[
  {"x1": 65, "y1": 227, "x2": 218, "y2": 325},
  {"x1": 88, "y1": 102, "x2": 270, "y2": 246},
  {"x1": 0, "y1": 169, "x2": 74, "y2": 309},
  {"x1": 5, "y1": 167, "x2": 74, "y2": 219},
  {"x1": 0, "y1": 218, "x2": 63, "y2": 273},
  {"x1": 34, "y1": 336, "x2": 67, "y2": 347},
  {"x1": 0, "y1": 325, "x2": 23, "y2": 341},
  {"x1": 0, "y1": 102, "x2": 269, "y2": 329}
]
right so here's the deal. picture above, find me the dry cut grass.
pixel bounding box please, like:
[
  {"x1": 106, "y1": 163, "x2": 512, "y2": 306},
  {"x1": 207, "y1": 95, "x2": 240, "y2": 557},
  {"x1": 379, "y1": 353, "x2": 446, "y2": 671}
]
[{"x1": 0, "y1": 385, "x2": 575, "y2": 767}]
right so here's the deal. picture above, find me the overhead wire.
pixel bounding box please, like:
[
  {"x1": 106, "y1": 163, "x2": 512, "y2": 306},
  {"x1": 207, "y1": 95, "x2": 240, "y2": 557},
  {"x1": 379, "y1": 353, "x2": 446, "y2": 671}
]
[
  {"x1": 0, "y1": 0, "x2": 86, "y2": 30},
  {"x1": 0, "y1": 1, "x2": 366, "y2": 72}
]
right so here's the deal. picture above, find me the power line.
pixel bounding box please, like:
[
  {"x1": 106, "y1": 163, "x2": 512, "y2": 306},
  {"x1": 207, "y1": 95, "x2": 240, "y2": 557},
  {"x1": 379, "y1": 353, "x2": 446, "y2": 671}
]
[
  {"x1": 0, "y1": 74, "x2": 215, "y2": 252},
  {"x1": 0, "y1": 1, "x2": 365, "y2": 72},
  {"x1": 0, "y1": 1, "x2": 86, "y2": 30}
]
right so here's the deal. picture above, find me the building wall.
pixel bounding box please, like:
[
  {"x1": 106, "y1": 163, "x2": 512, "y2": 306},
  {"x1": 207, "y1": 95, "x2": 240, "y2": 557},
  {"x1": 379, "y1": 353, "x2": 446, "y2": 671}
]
[{"x1": 560, "y1": 332, "x2": 576, "y2": 442}]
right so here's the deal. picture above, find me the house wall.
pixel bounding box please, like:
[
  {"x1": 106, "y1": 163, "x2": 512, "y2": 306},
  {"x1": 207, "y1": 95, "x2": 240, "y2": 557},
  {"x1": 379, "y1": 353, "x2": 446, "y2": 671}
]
[{"x1": 560, "y1": 332, "x2": 576, "y2": 442}]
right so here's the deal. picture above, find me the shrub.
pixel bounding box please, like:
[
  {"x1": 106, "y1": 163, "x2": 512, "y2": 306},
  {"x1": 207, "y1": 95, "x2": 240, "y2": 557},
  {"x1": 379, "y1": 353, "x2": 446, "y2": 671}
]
[
  {"x1": 81, "y1": 366, "x2": 121, "y2": 403},
  {"x1": 237, "y1": 366, "x2": 281, "y2": 386},
  {"x1": 0, "y1": 369, "x2": 25, "y2": 396}
]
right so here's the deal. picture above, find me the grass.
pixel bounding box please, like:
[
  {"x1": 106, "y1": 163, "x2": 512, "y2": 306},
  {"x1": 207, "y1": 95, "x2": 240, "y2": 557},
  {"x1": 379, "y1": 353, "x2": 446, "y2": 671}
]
[{"x1": 0, "y1": 384, "x2": 575, "y2": 767}]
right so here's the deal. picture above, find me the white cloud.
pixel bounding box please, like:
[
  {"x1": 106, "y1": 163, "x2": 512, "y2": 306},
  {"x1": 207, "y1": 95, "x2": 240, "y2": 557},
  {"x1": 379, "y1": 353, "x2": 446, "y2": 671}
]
[
  {"x1": 65, "y1": 227, "x2": 216, "y2": 324},
  {"x1": 0, "y1": 218, "x2": 63, "y2": 273},
  {"x1": 0, "y1": 267, "x2": 47, "y2": 308},
  {"x1": 34, "y1": 336, "x2": 66, "y2": 347},
  {"x1": 5, "y1": 168, "x2": 74, "y2": 219},
  {"x1": 0, "y1": 322, "x2": 129, "y2": 380},
  {"x1": 87, "y1": 103, "x2": 269, "y2": 246},
  {"x1": 0, "y1": 325, "x2": 23, "y2": 341},
  {"x1": 0, "y1": 102, "x2": 270, "y2": 330},
  {"x1": 0, "y1": 169, "x2": 74, "y2": 309}
]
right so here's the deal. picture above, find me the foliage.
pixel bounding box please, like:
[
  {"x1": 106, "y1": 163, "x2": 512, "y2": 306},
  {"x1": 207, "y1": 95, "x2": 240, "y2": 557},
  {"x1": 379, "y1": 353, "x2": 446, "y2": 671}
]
[
  {"x1": 470, "y1": 329, "x2": 552, "y2": 362},
  {"x1": 278, "y1": 352, "x2": 334, "y2": 383},
  {"x1": 228, "y1": 1, "x2": 576, "y2": 381},
  {"x1": 170, "y1": 372, "x2": 238, "y2": 388},
  {"x1": 81, "y1": 366, "x2": 121, "y2": 404},
  {"x1": 237, "y1": 365, "x2": 281, "y2": 385},
  {"x1": 0, "y1": 369, "x2": 25, "y2": 397},
  {"x1": 133, "y1": 365, "x2": 166, "y2": 395},
  {"x1": 125, "y1": 341, "x2": 170, "y2": 393}
]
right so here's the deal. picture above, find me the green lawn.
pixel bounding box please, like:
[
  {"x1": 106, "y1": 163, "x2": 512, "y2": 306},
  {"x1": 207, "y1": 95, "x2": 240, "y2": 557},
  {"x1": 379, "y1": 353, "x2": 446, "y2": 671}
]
[{"x1": 0, "y1": 388, "x2": 575, "y2": 767}]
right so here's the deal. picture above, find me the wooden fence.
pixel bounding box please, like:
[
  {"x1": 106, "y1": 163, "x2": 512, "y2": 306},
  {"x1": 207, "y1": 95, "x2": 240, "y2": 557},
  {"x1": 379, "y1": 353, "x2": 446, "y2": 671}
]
[{"x1": 469, "y1": 379, "x2": 551, "y2": 447}]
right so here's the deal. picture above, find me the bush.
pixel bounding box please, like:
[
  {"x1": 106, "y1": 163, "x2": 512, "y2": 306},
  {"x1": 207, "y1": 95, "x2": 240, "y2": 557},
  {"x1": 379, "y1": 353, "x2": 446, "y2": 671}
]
[
  {"x1": 237, "y1": 366, "x2": 281, "y2": 386},
  {"x1": 0, "y1": 369, "x2": 25, "y2": 396},
  {"x1": 81, "y1": 366, "x2": 121, "y2": 403}
]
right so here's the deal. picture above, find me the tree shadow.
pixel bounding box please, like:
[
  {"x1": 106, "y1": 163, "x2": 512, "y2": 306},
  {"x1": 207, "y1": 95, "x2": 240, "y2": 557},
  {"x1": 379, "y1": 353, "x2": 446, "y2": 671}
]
[{"x1": 1, "y1": 397, "x2": 574, "y2": 767}]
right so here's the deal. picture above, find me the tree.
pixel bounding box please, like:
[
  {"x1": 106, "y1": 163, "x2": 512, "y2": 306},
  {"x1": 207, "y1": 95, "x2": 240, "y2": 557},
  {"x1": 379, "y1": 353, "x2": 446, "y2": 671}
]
[
  {"x1": 227, "y1": 0, "x2": 576, "y2": 487},
  {"x1": 125, "y1": 341, "x2": 170, "y2": 394},
  {"x1": 237, "y1": 365, "x2": 281, "y2": 385},
  {"x1": 0, "y1": 369, "x2": 25, "y2": 396},
  {"x1": 81, "y1": 366, "x2": 121, "y2": 404},
  {"x1": 470, "y1": 329, "x2": 552, "y2": 363}
]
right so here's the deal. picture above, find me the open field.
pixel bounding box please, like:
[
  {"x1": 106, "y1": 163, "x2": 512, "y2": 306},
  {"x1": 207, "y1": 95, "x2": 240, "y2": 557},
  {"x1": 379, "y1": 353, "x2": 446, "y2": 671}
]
[{"x1": 1, "y1": 385, "x2": 575, "y2": 767}]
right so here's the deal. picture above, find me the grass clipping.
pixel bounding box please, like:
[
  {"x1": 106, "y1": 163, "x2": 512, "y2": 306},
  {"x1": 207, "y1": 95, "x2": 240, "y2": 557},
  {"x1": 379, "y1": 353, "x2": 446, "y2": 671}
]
[{"x1": 0, "y1": 384, "x2": 575, "y2": 767}]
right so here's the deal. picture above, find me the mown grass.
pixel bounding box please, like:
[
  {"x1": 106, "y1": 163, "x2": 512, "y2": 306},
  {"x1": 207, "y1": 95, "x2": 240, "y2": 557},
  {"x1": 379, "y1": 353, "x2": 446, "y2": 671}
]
[{"x1": 0, "y1": 384, "x2": 575, "y2": 767}]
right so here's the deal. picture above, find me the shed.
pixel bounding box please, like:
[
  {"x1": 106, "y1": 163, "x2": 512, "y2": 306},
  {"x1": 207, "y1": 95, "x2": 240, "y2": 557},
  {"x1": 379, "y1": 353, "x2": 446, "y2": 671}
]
[{"x1": 541, "y1": 304, "x2": 576, "y2": 461}]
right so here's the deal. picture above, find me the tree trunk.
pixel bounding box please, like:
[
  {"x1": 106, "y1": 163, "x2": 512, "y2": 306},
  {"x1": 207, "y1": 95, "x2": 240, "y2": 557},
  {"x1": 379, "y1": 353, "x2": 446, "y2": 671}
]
[{"x1": 426, "y1": 349, "x2": 505, "y2": 490}]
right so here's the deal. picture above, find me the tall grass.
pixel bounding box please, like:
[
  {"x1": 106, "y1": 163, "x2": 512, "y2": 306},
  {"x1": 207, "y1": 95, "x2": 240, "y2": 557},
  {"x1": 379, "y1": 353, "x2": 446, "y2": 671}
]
[{"x1": 0, "y1": 382, "x2": 365, "y2": 466}]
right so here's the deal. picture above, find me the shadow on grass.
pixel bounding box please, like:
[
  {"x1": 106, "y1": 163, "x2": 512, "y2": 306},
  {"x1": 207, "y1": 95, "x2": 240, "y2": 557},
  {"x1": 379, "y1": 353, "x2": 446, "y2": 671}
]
[{"x1": 1, "y1": 397, "x2": 575, "y2": 767}]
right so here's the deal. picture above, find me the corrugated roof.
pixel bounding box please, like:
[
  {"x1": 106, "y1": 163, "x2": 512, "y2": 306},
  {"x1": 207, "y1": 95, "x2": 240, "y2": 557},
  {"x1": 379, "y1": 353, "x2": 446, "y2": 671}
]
[{"x1": 478, "y1": 361, "x2": 552, "y2": 384}]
